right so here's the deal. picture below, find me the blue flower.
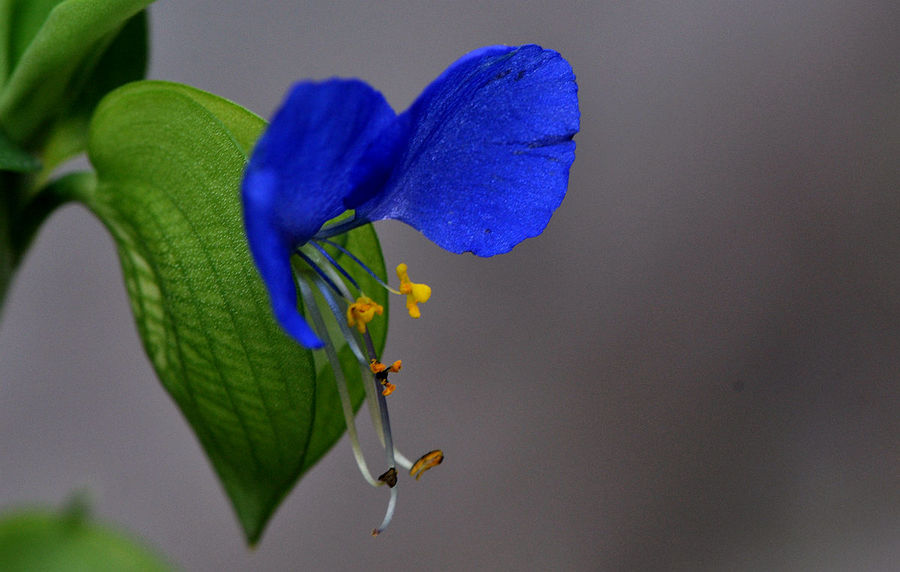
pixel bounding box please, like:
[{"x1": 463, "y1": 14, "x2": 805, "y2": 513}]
[{"x1": 241, "y1": 44, "x2": 579, "y2": 534}]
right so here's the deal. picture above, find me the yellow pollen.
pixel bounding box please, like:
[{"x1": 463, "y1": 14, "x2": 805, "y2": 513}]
[
  {"x1": 396, "y1": 263, "x2": 431, "y2": 319},
  {"x1": 369, "y1": 359, "x2": 402, "y2": 396},
  {"x1": 369, "y1": 359, "x2": 386, "y2": 374},
  {"x1": 409, "y1": 450, "x2": 444, "y2": 480},
  {"x1": 346, "y1": 296, "x2": 383, "y2": 333}
]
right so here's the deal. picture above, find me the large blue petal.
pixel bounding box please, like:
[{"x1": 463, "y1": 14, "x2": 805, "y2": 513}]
[
  {"x1": 242, "y1": 80, "x2": 396, "y2": 348},
  {"x1": 353, "y1": 45, "x2": 580, "y2": 256}
]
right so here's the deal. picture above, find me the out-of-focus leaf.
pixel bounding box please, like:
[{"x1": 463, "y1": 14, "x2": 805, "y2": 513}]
[
  {"x1": 0, "y1": 182, "x2": 13, "y2": 312},
  {"x1": 40, "y1": 9, "x2": 148, "y2": 172},
  {"x1": 0, "y1": 128, "x2": 40, "y2": 172},
  {"x1": 83, "y1": 81, "x2": 387, "y2": 543},
  {"x1": 0, "y1": 0, "x2": 152, "y2": 151},
  {"x1": 0, "y1": 506, "x2": 172, "y2": 571},
  {"x1": 0, "y1": 0, "x2": 64, "y2": 90},
  {"x1": 0, "y1": 1, "x2": 149, "y2": 314}
]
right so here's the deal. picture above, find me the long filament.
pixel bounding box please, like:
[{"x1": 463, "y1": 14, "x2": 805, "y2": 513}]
[
  {"x1": 315, "y1": 278, "x2": 367, "y2": 364},
  {"x1": 310, "y1": 241, "x2": 360, "y2": 291},
  {"x1": 300, "y1": 246, "x2": 418, "y2": 535},
  {"x1": 308, "y1": 274, "x2": 401, "y2": 533},
  {"x1": 372, "y1": 485, "x2": 398, "y2": 536},
  {"x1": 313, "y1": 249, "x2": 414, "y2": 471},
  {"x1": 296, "y1": 275, "x2": 379, "y2": 487},
  {"x1": 317, "y1": 239, "x2": 401, "y2": 295},
  {"x1": 297, "y1": 251, "x2": 343, "y2": 298},
  {"x1": 362, "y1": 330, "x2": 397, "y2": 472}
]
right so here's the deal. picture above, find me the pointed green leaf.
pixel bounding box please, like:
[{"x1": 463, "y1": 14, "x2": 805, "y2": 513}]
[
  {"x1": 83, "y1": 81, "x2": 388, "y2": 543},
  {"x1": 0, "y1": 506, "x2": 172, "y2": 571},
  {"x1": 0, "y1": 0, "x2": 153, "y2": 151}
]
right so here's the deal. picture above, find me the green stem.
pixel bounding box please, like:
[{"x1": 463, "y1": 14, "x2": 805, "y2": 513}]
[
  {"x1": 0, "y1": 170, "x2": 95, "y2": 317},
  {"x1": 10, "y1": 170, "x2": 95, "y2": 264}
]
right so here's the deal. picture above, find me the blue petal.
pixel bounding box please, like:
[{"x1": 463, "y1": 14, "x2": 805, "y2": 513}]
[
  {"x1": 245, "y1": 79, "x2": 397, "y2": 245},
  {"x1": 243, "y1": 170, "x2": 325, "y2": 348},
  {"x1": 242, "y1": 80, "x2": 396, "y2": 348},
  {"x1": 353, "y1": 45, "x2": 580, "y2": 256}
]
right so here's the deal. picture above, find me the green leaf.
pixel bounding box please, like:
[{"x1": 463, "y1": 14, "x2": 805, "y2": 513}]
[
  {"x1": 0, "y1": 0, "x2": 153, "y2": 152},
  {"x1": 83, "y1": 81, "x2": 388, "y2": 544},
  {"x1": 0, "y1": 505, "x2": 172, "y2": 571}
]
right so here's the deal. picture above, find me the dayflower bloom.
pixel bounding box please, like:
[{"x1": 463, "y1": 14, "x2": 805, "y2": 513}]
[{"x1": 241, "y1": 44, "x2": 579, "y2": 534}]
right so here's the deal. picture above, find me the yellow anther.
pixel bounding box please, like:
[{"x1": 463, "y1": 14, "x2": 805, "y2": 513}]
[
  {"x1": 396, "y1": 263, "x2": 431, "y2": 319},
  {"x1": 369, "y1": 359, "x2": 400, "y2": 396},
  {"x1": 409, "y1": 450, "x2": 444, "y2": 481},
  {"x1": 346, "y1": 296, "x2": 383, "y2": 333}
]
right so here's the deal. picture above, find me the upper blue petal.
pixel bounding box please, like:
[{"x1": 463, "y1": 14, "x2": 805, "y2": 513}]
[
  {"x1": 242, "y1": 79, "x2": 396, "y2": 347},
  {"x1": 353, "y1": 45, "x2": 580, "y2": 256}
]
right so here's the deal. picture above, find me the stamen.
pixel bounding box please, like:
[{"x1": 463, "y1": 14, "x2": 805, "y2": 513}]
[
  {"x1": 409, "y1": 450, "x2": 444, "y2": 481},
  {"x1": 361, "y1": 330, "x2": 398, "y2": 478},
  {"x1": 299, "y1": 246, "x2": 356, "y2": 302},
  {"x1": 369, "y1": 359, "x2": 400, "y2": 396},
  {"x1": 371, "y1": 486, "x2": 398, "y2": 537},
  {"x1": 296, "y1": 251, "x2": 343, "y2": 298},
  {"x1": 310, "y1": 241, "x2": 360, "y2": 291},
  {"x1": 314, "y1": 216, "x2": 364, "y2": 240},
  {"x1": 314, "y1": 279, "x2": 415, "y2": 467},
  {"x1": 346, "y1": 296, "x2": 383, "y2": 333},
  {"x1": 393, "y1": 451, "x2": 414, "y2": 471},
  {"x1": 317, "y1": 239, "x2": 401, "y2": 295},
  {"x1": 314, "y1": 277, "x2": 366, "y2": 363},
  {"x1": 297, "y1": 275, "x2": 379, "y2": 487},
  {"x1": 311, "y1": 277, "x2": 404, "y2": 534},
  {"x1": 356, "y1": 350, "x2": 415, "y2": 471},
  {"x1": 297, "y1": 246, "x2": 440, "y2": 535},
  {"x1": 358, "y1": 367, "x2": 415, "y2": 469},
  {"x1": 396, "y1": 263, "x2": 432, "y2": 318}
]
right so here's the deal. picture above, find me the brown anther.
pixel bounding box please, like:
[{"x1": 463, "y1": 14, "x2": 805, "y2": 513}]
[
  {"x1": 377, "y1": 467, "x2": 398, "y2": 488},
  {"x1": 389, "y1": 360, "x2": 402, "y2": 373},
  {"x1": 381, "y1": 381, "x2": 396, "y2": 396},
  {"x1": 409, "y1": 450, "x2": 444, "y2": 481}
]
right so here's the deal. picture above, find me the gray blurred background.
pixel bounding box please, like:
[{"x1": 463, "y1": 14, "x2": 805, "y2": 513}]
[{"x1": 1, "y1": 1, "x2": 898, "y2": 570}]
